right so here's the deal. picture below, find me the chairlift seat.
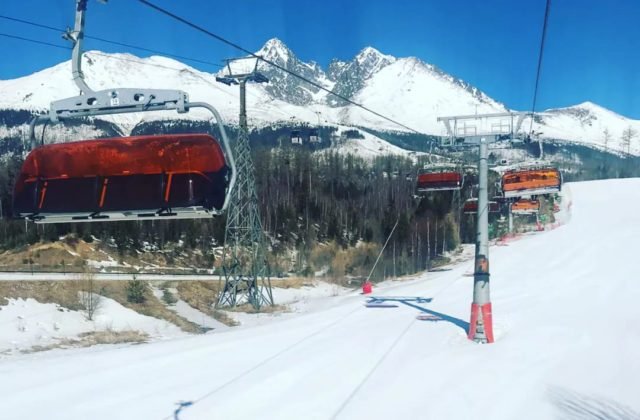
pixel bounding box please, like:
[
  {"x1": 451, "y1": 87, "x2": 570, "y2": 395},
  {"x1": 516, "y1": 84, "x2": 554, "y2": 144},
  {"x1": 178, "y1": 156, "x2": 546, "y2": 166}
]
[{"x1": 463, "y1": 198, "x2": 500, "y2": 214}]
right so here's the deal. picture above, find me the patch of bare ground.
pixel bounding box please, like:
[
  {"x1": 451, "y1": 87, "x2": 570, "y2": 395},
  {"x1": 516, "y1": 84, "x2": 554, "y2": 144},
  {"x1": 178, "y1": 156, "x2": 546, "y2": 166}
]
[
  {"x1": 0, "y1": 281, "x2": 84, "y2": 310},
  {"x1": 175, "y1": 281, "x2": 292, "y2": 324},
  {"x1": 22, "y1": 330, "x2": 149, "y2": 353},
  {"x1": 0, "y1": 237, "x2": 106, "y2": 272},
  {"x1": 97, "y1": 281, "x2": 202, "y2": 333},
  {"x1": 224, "y1": 303, "x2": 290, "y2": 314},
  {"x1": 270, "y1": 277, "x2": 313, "y2": 289},
  {"x1": 0, "y1": 235, "x2": 210, "y2": 274},
  {"x1": 174, "y1": 281, "x2": 239, "y2": 326}
]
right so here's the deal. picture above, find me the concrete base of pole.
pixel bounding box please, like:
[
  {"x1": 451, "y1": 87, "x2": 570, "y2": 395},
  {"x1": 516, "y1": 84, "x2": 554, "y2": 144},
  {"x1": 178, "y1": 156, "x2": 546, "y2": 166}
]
[{"x1": 468, "y1": 302, "x2": 494, "y2": 343}]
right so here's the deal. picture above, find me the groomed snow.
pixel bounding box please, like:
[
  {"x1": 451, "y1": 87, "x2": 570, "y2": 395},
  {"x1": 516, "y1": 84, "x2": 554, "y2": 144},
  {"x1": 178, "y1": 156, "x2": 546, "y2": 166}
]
[{"x1": 1, "y1": 179, "x2": 639, "y2": 419}]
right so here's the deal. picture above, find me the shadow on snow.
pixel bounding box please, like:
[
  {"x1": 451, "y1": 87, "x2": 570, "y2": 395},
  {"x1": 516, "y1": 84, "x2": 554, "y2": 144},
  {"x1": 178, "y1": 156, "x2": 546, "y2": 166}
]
[{"x1": 366, "y1": 296, "x2": 469, "y2": 333}]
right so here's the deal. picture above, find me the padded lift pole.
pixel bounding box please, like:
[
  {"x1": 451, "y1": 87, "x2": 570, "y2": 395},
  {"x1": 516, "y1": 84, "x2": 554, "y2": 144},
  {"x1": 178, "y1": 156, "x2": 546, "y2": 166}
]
[
  {"x1": 469, "y1": 137, "x2": 493, "y2": 343},
  {"x1": 437, "y1": 112, "x2": 527, "y2": 343}
]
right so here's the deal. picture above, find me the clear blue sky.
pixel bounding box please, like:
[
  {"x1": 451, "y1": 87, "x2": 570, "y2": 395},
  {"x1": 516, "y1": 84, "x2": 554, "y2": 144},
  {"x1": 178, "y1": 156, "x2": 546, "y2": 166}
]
[{"x1": 1, "y1": 0, "x2": 639, "y2": 118}]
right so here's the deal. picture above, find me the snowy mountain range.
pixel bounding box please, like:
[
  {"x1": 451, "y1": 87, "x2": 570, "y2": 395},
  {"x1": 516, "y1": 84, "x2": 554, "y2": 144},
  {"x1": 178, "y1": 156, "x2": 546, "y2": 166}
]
[{"x1": 1, "y1": 37, "x2": 639, "y2": 156}]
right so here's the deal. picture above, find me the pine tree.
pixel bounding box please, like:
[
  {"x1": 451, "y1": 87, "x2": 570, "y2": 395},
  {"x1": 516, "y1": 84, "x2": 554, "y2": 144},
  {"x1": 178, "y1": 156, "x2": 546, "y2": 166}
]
[{"x1": 126, "y1": 275, "x2": 147, "y2": 304}]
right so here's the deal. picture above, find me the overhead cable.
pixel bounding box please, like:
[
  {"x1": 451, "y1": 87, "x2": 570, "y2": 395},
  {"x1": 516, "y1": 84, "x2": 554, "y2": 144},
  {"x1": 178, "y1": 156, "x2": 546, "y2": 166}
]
[
  {"x1": 0, "y1": 14, "x2": 222, "y2": 68},
  {"x1": 136, "y1": 0, "x2": 424, "y2": 135}
]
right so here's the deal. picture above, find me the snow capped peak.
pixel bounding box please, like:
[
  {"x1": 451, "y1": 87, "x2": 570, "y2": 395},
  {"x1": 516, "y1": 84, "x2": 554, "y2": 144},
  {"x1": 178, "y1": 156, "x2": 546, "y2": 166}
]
[
  {"x1": 555, "y1": 101, "x2": 607, "y2": 113},
  {"x1": 572, "y1": 101, "x2": 624, "y2": 117},
  {"x1": 355, "y1": 46, "x2": 395, "y2": 64},
  {"x1": 354, "y1": 46, "x2": 396, "y2": 70},
  {"x1": 256, "y1": 37, "x2": 293, "y2": 63},
  {"x1": 546, "y1": 101, "x2": 625, "y2": 119},
  {"x1": 2, "y1": 45, "x2": 637, "y2": 157},
  {"x1": 251, "y1": 38, "x2": 331, "y2": 106},
  {"x1": 263, "y1": 37, "x2": 287, "y2": 49},
  {"x1": 531, "y1": 99, "x2": 640, "y2": 155},
  {"x1": 576, "y1": 100, "x2": 599, "y2": 109},
  {"x1": 325, "y1": 46, "x2": 397, "y2": 105}
]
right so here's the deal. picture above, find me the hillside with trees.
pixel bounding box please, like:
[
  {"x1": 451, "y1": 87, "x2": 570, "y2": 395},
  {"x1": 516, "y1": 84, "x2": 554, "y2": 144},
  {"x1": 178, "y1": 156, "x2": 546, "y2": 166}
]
[{"x1": 1, "y1": 111, "x2": 640, "y2": 283}]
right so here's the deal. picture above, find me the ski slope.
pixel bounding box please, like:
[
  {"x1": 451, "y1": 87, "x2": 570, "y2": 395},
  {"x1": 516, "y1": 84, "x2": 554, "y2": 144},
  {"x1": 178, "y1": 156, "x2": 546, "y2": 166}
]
[{"x1": 1, "y1": 179, "x2": 640, "y2": 420}]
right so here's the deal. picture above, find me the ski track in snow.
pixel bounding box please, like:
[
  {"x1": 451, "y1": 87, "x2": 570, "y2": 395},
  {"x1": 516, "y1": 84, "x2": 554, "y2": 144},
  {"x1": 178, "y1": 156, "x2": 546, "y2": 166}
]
[{"x1": 0, "y1": 179, "x2": 640, "y2": 419}]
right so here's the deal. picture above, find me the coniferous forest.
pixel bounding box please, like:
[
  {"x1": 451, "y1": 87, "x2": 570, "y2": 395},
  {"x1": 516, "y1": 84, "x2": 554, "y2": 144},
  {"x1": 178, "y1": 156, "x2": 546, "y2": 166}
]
[{"x1": 1, "y1": 113, "x2": 639, "y2": 282}]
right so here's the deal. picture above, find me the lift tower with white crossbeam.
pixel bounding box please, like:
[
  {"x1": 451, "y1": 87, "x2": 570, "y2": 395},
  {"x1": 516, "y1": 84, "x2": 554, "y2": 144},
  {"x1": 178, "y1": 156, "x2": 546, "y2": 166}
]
[{"x1": 437, "y1": 112, "x2": 527, "y2": 343}]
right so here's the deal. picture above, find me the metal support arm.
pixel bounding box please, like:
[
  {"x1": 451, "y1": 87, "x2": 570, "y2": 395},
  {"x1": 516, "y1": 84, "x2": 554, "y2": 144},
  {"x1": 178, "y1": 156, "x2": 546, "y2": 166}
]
[{"x1": 63, "y1": 0, "x2": 94, "y2": 94}]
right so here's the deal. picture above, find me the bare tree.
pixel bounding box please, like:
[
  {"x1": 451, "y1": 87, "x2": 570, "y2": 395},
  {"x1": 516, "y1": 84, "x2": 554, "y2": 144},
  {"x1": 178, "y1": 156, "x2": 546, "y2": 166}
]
[
  {"x1": 603, "y1": 128, "x2": 611, "y2": 152},
  {"x1": 79, "y1": 269, "x2": 101, "y2": 321},
  {"x1": 621, "y1": 126, "x2": 637, "y2": 155}
]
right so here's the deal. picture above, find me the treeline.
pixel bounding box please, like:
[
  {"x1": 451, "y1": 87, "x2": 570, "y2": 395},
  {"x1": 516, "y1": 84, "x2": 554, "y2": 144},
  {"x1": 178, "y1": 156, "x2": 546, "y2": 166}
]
[
  {"x1": 3, "y1": 111, "x2": 637, "y2": 281},
  {"x1": 0, "y1": 146, "x2": 469, "y2": 280},
  {"x1": 254, "y1": 148, "x2": 474, "y2": 277}
]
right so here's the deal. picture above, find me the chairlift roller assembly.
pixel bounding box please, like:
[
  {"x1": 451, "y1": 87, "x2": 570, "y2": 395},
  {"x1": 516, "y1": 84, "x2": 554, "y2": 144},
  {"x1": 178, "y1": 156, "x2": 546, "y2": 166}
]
[{"x1": 14, "y1": 0, "x2": 236, "y2": 224}]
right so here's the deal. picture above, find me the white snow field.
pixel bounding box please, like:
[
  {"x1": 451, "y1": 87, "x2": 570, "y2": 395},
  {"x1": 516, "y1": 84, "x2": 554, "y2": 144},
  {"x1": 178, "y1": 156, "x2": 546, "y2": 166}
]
[{"x1": 1, "y1": 179, "x2": 640, "y2": 420}]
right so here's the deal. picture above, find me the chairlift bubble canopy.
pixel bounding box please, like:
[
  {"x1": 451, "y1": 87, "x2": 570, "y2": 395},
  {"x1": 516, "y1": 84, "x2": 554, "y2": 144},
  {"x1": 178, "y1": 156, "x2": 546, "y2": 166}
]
[
  {"x1": 501, "y1": 166, "x2": 561, "y2": 198},
  {"x1": 511, "y1": 198, "x2": 540, "y2": 214},
  {"x1": 416, "y1": 166, "x2": 463, "y2": 192},
  {"x1": 13, "y1": 134, "x2": 229, "y2": 223}
]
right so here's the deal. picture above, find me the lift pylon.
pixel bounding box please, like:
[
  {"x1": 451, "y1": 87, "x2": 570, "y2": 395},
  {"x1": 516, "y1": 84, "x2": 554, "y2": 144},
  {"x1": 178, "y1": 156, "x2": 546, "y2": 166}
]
[
  {"x1": 216, "y1": 57, "x2": 273, "y2": 311},
  {"x1": 437, "y1": 112, "x2": 527, "y2": 343}
]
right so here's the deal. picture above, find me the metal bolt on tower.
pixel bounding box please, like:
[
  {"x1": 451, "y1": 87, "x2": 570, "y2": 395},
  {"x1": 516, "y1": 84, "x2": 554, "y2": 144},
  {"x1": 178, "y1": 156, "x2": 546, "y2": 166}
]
[
  {"x1": 437, "y1": 112, "x2": 527, "y2": 343},
  {"x1": 216, "y1": 58, "x2": 273, "y2": 310}
]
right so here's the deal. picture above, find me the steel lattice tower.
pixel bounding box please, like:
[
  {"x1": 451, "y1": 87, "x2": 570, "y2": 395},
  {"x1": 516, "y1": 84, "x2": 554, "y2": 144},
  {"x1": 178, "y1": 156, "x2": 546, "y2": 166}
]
[{"x1": 216, "y1": 59, "x2": 273, "y2": 310}]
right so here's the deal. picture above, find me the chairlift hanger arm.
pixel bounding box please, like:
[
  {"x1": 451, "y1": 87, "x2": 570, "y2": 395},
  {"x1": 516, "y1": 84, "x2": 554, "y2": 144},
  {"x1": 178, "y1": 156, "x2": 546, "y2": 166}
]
[{"x1": 65, "y1": 0, "x2": 94, "y2": 94}]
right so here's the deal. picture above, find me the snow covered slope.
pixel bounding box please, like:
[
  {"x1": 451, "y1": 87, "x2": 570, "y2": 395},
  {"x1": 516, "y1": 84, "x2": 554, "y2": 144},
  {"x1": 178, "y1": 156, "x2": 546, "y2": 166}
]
[
  {"x1": 1, "y1": 178, "x2": 639, "y2": 419},
  {"x1": 528, "y1": 101, "x2": 640, "y2": 155},
  {"x1": 0, "y1": 51, "x2": 321, "y2": 131},
  {"x1": 342, "y1": 57, "x2": 506, "y2": 132},
  {"x1": 0, "y1": 297, "x2": 185, "y2": 354}
]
